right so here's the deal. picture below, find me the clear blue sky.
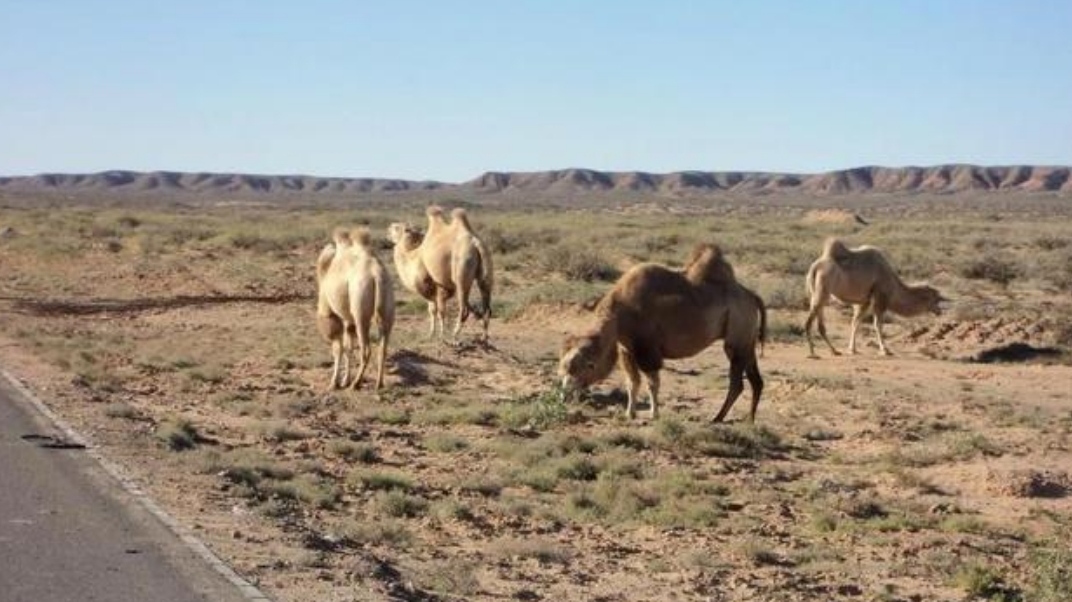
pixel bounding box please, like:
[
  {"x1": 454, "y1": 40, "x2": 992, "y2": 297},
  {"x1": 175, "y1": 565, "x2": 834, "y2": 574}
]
[{"x1": 2, "y1": 1, "x2": 1070, "y2": 182}]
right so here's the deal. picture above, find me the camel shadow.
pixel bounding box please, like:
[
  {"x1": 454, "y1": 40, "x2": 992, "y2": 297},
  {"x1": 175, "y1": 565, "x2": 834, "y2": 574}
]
[{"x1": 389, "y1": 349, "x2": 459, "y2": 387}]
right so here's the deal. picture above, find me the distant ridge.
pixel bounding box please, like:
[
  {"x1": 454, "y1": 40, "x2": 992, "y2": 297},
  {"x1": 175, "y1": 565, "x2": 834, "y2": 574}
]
[{"x1": 1, "y1": 165, "x2": 1070, "y2": 197}]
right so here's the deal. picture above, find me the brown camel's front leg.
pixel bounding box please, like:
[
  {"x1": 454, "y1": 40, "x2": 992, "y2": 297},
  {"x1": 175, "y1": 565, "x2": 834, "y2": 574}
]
[
  {"x1": 847, "y1": 304, "x2": 865, "y2": 355},
  {"x1": 617, "y1": 345, "x2": 642, "y2": 419},
  {"x1": 873, "y1": 312, "x2": 892, "y2": 356},
  {"x1": 644, "y1": 370, "x2": 660, "y2": 420}
]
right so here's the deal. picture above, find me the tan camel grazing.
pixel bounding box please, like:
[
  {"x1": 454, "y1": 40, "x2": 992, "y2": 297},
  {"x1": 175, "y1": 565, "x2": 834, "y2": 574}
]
[
  {"x1": 316, "y1": 227, "x2": 395, "y2": 390},
  {"x1": 559, "y1": 243, "x2": 767, "y2": 422},
  {"x1": 387, "y1": 206, "x2": 494, "y2": 342},
  {"x1": 804, "y1": 238, "x2": 945, "y2": 358}
]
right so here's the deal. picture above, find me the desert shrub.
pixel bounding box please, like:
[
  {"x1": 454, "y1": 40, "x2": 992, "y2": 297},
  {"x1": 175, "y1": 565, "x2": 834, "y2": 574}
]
[
  {"x1": 1030, "y1": 543, "x2": 1072, "y2": 602},
  {"x1": 1034, "y1": 235, "x2": 1069, "y2": 251},
  {"x1": 482, "y1": 226, "x2": 559, "y2": 254},
  {"x1": 377, "y1": 490, "x2": 428, "y2": 518},
  {"x1": 103, "y1": 402, "x2": 140, "y2": 420},
  {"x1": 424, "y1": 433, "x2": 469, "y2": 453},
  {"x1": 155, "y1": 417, "x2": 200, "y2": 451},
  {"x1": 348, "y1": 469, "x2": 414, "y2": 492},
  {"x1": 499, "y1": 388, "x2": 569, "y2": 429},
  {"x1": 326, "y1": 440, "x2": 378, "y2": 464},
  {"x1": 535, "y1": 245, "x2": 619, "y2": 282},
  {"x1": 954, "y1": 563, "x2": 1021, "y2": 601},
  {"x1": 960, "y1": 254, "x2": 1023, "y2": 286}
]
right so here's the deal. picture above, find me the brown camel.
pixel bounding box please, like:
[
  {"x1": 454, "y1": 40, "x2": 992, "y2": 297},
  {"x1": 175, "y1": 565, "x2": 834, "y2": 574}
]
[
  {"x1": 559, "y1": 243, "x2": 767, "y2": 422},
  {"x1": 316, "y1": 227, "x2": 395, "y2": 390},
  {"x1": 387, "y1": 206, "x2": 494, "y2": 342},
  {"x1": 804, "y1": 238, "x2": 945, "y2": 357}
]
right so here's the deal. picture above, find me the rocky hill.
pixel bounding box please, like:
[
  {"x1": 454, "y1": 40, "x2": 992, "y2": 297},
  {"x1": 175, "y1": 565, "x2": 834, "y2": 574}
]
[{"x1": 1, "y1": 165, "x2": 1070, "y2": 198}]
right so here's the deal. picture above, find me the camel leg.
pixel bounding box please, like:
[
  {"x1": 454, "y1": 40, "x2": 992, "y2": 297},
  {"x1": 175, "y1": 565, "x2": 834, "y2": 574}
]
[
  {"x1": 815, "y1": 308, "x2": 841, "y2": 356},
  {"x1": 713, "y1": 349, "x2": 746, "y2": 423},
  {"x1": 744, "y1": 357, "x2": 763, "y2": 423},
  {"x1": 350, "y1": 323, "x2": 371, "y2": 390},
  {"x1": 340, "y1": 323, "x2": 355, "y2": 387},
  {"x1": 436, "y1": 288, "x2": 453, "y2": 345},
  {"x1": 804, "y1": 304, "x2": 820, "y2": 358},
  {"x1": 617, "y1": 346, "x2": 642, "y2": 419},
  {"x1": 645, "y1": 370, "x2": 660, "y2": 420},
  {"x1": 329, "y1": 339, "x2": 344, "y2": 389},
  {"x1": 873, "y1": 311, "x2": 892, "y2": 356},
  {"x1": 426, "y1": 301, "x2": 438, "y2": 339},
  {"x1": 846, "y1": 305, "x2": 864, "y2": 355},
  {"x1": 374, "y1": 328, "x2": 390, "y2": 391},
  {"x1": 453, "y1": 282, "x2": 472, "y2": 340}
]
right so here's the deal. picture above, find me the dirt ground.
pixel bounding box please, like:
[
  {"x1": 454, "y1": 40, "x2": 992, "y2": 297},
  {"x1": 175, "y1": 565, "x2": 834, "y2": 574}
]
[{"x1": 1, "y1": 202, "x2": 1070, "y2": 602}]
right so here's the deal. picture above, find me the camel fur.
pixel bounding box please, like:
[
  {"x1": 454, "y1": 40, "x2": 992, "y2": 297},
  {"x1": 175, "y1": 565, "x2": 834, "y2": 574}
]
[
  {"x1": 387, "y1": 206, "x2": 494, "y2": 342},
  {"x1": 559, "y1": 243, "x2": 767, "y2": 422},
  {"x1": 316, "y1": 227, "x2": 395, "y2": 390},
  {"x1": 804, "y1": 238, "x2": 945, "y2": 357}
]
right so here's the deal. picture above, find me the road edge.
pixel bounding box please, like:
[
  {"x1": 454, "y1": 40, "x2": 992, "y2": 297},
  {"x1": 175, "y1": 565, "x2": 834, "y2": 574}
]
[{"x1": 0, "y1": 367, "x2": 274, "y2": 602}]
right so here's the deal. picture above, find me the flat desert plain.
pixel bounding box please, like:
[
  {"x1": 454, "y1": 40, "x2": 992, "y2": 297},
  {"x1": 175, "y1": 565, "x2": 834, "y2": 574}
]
[{"x1": 1, "y1": 193, "x2": 1070, "y2": 602}]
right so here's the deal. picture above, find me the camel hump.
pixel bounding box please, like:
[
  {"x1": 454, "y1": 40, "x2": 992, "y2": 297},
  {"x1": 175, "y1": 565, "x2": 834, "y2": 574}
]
[
  {"x1": 332, "y1": 227, "x2": 352, "y2": 247},
  {"x1": 316, "y1": 243, "x2": 335, "y2": 282},
  {"x1": 451, "y1": 208, "x2": 474, "y2": 232},
  {"x1": 349, "y1": 227, "x2": 373, "y2": 249},
  {"x1": 822, "y1": 238, "x2": 852, "y2": 262},
  {"x1": 684, "y1": 243, "x2": 735, "y2": 284}
]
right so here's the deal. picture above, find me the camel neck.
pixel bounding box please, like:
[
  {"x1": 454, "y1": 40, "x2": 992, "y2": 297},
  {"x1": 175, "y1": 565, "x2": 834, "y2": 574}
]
[{"x1": 887, "y1": 282, "x2": 928, "y2": 317}]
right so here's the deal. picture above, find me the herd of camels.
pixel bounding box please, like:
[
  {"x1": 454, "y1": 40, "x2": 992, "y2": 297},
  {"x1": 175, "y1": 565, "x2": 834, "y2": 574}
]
[{"x1": 316, "y1": 206, "x2": 947, "y2": 423}]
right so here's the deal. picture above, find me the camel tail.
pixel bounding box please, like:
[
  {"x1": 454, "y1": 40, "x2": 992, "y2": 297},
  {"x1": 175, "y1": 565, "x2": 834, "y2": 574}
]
[
  {"x1": 469, "y1": 235, "x2": 494, "y2": 319},
  {"x1": 805, "y1": 259, "x2": 819, "y2": 299},
  {"x1": 753, "y1": 289, "x2": 767, "y2": 356}
]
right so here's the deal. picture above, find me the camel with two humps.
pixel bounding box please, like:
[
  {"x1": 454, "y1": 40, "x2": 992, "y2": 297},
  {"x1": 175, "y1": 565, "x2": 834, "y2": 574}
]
[
  {"x1": 316, "y1": 227, "x2": 395, "y2": 390},
  {"x1": 387, "y1": 206, "x2": 493, "y2": 343},
  {"x1": 559, "y1": 243, "x2": 767, "y2": 423}
]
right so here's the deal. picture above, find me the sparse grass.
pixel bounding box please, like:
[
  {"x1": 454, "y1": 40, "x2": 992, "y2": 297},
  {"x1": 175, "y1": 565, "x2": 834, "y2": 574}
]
[
  {"x1": 7, "y1": 204, "x2": 1072, "y2": 602},
  {"x1": 155, "y1": 417, "x2": 200, "y2": 451},
  {"x1": 348, "y1": 469, "x2": 415, "y2": 492},
  {"x1": 376, "y1": 490, "x2": 429, "y2": 518},
  {"x1": 1030, "y1": 542, "x2": 1072, "y2": 602},
  {"x1": 253, "y1": 420, "x2": 313, "y2": 443},
  {"x1": 326, "y1": 439, "x2": 378, "y2": 464},
  {"x1": 489, "y1": 538, "x2": 571, "y2": 565},
  {"x1": 103, "y1": 402, "x2": 140, "y2": 420},
  {"x1": 954, "y1": 563, "x2": 1022, "y2": 601},
  {"x1": 499, "y1": 387, "x2": 569, "y2": 429}
]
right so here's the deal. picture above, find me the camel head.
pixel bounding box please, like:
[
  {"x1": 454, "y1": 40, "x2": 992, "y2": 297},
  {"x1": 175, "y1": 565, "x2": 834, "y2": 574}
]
[
  {"x1": 919, "y1": 285, "x2": 947, "y2": 316},
  {"x1": 558, "y1": 331, "x2": 616, "y2": 395},
  {"x1": 387, "y1": 223, "x2": 423, "y2": 250},
  {"x1": 332, "y1": 227, "x2": 352, "y2": 247},
  {"x1": 349, "y1": 227, "x2": 373, "y2": 249}
]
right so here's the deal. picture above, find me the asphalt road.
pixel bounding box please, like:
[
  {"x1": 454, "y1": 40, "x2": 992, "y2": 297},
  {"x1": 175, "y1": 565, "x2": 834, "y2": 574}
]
[{"x1": 0, "y1": 372, "x2": 261, "y2": 602}]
